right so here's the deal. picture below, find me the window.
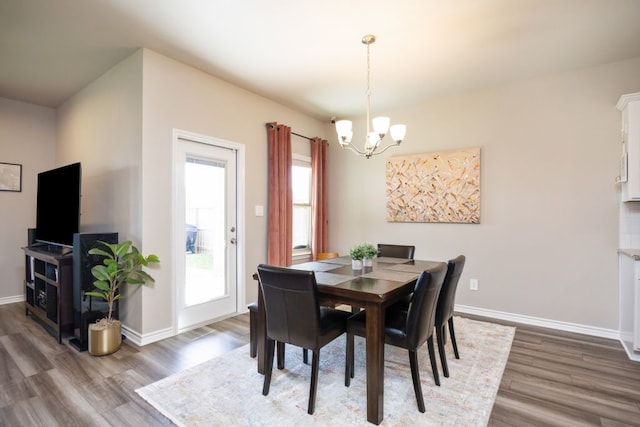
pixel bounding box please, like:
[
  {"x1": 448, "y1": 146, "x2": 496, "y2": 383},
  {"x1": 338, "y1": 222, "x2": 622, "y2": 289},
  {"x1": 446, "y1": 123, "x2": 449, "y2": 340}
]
[{"x1": 292, "y1": 155, "x2": 311, "y2": 255}]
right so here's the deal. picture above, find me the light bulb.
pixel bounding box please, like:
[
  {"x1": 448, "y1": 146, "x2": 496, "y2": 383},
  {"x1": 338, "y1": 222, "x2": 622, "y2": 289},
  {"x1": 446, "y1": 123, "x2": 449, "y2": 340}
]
[
  {"x1": 390, "y1": 124, "x2": 406, "y2": 143},
  {"x1": 372, "y1": 116, "x2": 390, "y2": 136}
]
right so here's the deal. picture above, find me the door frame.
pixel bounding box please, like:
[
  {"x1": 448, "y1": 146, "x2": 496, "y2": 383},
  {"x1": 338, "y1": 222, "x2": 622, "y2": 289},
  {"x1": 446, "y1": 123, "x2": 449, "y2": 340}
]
[{"x1": 171, "y1": 128, "x2": 246, "y2": 334}]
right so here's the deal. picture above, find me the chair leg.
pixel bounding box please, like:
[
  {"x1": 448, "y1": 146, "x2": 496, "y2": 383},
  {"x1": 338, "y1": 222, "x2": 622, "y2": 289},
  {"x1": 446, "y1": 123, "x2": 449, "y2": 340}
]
[
  {"x1": 427, "y1": 336, "x2": 440, "y2": 386},
  {"x1": 262, "y1": 338, "x2": 275, "y2": 396},
  {"x1": 277, "y1": 341, "x2": 285, "y2": 369},
  {"x1": 448, "y1": 317, "x2": 460, "y2": 359},
  {"x1": 345, "y1": 332, "x2": 354, "y2": 386},
  {"x1": 308, "y1": 350, "x2": 320, "y2": 414},
  {"x1": 408, "y1": 350, "x2": 425, "y2": 413},
  {"x1": 303, "y1": 348, "x2": 309, "y2": 364},
  {"x1": 249, "y1": 308, "x2": 257, "y2": 358},
  {"x1": 436, "y1": 324, "x2": 449, "y2": 378}
]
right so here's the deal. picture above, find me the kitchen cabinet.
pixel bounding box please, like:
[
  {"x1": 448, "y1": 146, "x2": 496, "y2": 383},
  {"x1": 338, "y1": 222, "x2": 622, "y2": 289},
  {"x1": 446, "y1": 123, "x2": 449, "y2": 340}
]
[
  {"x1": 619, "y1": 250, "x2": 640, "y2": 361},
  {"x1": 617, "y1": 92, "x2": 640, "y2": 202}
]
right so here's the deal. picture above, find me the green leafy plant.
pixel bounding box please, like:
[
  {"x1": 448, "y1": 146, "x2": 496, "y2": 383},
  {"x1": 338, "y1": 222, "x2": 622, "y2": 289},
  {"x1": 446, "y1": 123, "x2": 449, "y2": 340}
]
[
  {"x1": 361, "y1": 243, "x2": 378, "y2": 259},
  {"x1": 349, "y1": 244, "x2": 365, "y2": 260},
  {"x1": 86, "y1": 240, "x2": 160, "y2": 324}
]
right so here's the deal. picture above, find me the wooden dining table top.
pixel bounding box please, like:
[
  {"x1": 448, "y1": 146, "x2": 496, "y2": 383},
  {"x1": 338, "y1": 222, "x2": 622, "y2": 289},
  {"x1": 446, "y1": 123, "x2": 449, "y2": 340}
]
[{"x1": 288, "y1": 256, "x2": 441, "y2": 305}]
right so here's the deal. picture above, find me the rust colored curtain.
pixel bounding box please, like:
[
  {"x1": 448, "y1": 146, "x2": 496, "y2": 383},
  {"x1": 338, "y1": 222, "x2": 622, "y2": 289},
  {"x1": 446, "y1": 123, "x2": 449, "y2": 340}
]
[
  {"x1": 266, "y1": 123, "x2": 292, "y2": 266},
  {"x1": 311, "y1": 137, "x2": 329, "y2": 258}
]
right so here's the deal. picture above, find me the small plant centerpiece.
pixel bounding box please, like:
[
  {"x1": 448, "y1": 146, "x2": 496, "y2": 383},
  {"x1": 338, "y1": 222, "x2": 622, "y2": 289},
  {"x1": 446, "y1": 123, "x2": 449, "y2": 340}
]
[
  {"x1": 361, "y1": 243, "x2": 377, "y2": 267},
  {"x1": 85, "y1": 240, "x2": 160, "y2": 356},
  {"x1": 349, "y1": 244, "x2": 365, "y2": 270}
]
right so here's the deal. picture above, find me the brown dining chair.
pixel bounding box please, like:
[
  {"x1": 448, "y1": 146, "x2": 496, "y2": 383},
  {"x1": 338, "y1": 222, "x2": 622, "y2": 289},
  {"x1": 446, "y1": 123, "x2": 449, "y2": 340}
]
[
  {"x1": 344, "y1": 263, "x2": 447, "y2": 413},
  {"x1": 257, "y1": 264, "x2": 351, "y2": 415},
  {"x1": 316, "y1": 252, "x2": 339, "y2": 260},
  {"x1": 378, "y1": 244, "x2": 416, "y2": 307},
  {"x1": 435, "y1": 255, "x2": 466, "y2": 378},
  {"x1": 249, "y1": 302, "x2": 294, "y2": 365},
  {"x1": 377, "y1": 243, "x2": 415, "y2": 259}
]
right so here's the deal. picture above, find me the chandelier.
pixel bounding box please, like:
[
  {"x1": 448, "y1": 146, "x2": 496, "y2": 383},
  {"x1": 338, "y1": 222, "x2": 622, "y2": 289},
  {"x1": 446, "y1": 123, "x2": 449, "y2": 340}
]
[{"x1": 335, "y1": 34, "x2": 406, "y2": 159}]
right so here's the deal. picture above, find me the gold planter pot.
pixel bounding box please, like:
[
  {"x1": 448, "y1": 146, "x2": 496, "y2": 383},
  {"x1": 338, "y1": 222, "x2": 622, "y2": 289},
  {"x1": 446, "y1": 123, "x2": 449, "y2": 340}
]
[{"x1": 88, "y1": 320, "x2": 122, "y2": 356}]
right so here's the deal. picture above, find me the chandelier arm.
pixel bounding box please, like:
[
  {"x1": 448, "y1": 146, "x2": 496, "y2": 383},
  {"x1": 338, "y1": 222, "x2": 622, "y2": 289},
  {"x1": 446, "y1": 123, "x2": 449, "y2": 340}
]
[
  {"x1": 340, "y1": 142, "x2": 368, "y2": 156},
  {"x1": 369, "y1": 141, "x2": 401, "y2": 157}
]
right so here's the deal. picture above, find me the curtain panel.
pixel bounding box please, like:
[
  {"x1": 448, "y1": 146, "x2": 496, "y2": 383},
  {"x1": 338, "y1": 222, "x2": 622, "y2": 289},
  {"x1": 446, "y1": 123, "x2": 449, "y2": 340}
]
[
  {"x1": 266, "y1": 123, "x2": 293, "y2": 266},
  {"x1": 311, "y1": 138, "x2": 329, "y2": 257}
]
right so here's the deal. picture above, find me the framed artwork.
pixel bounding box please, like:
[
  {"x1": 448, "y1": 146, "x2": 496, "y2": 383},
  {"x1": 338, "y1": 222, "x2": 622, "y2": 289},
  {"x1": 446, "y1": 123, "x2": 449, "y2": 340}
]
[
  {"x1": 386, "y1": 147, "x2": 480, "y2": 223},
  {"x1": 0, "y1": 162, "x2": 22, "y2": 192}
]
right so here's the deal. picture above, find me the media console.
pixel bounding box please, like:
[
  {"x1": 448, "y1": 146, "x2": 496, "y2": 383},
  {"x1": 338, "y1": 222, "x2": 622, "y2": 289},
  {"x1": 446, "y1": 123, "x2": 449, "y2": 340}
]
[
  {"x1": 23, "y1": 245, "x2": 73, "y2": 343},
  {"x1": 23, "y1": 231, "x2": 118, "y2": 349}
]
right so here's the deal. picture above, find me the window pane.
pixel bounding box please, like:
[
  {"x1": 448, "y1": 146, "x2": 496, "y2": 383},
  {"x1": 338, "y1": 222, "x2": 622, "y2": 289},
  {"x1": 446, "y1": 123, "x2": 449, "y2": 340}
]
[
  {"x1": 292, "y1": 165, "x2": 311, "y2": 204},
  {"x1": 293, "y1": 205, "x2": 311, "y2": 248}
]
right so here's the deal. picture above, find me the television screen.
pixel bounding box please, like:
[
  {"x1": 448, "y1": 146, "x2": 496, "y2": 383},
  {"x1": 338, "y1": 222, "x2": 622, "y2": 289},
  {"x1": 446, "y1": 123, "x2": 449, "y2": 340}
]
[{"x1": 35, "y1": 162, "x2": 82, "y2": 248}]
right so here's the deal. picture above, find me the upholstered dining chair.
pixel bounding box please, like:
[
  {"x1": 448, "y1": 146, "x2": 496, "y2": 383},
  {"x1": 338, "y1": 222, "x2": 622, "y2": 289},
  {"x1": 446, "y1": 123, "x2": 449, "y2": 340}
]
[
  {"x1": 257, "y1": 264, "x2": 351, "y2": 415},
  {"x1": 377, "y1": 243, "x2": 415, "y2": 259},
  {"x1": 249, "y1": 271, "x2": 308, "y2": 366},
  {"x1": 249, "y1": 301, "x2": 308, "y2": 368},
  {"x1": 435, "y1": 255, "x2": 466, "y2": 378},
  {"x1": 377, "y1": 244, "x2": 416, "y2": 308},
  {"x1": 344, "y1": 263, "x2": 447, "y2": 413}
]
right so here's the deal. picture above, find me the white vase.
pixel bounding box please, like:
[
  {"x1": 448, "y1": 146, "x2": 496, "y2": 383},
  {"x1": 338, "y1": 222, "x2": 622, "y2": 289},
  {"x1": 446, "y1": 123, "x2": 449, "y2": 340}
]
[
  {"x1": 352, "y1": 259, "x2": 363, "y2": 270},
  {"x1": 363, "y1": 258, "x2": 373, "y2": 267}
]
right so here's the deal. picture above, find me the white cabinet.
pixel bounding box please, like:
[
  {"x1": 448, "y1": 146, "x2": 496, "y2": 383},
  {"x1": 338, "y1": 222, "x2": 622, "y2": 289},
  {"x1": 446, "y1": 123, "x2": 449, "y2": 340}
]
[
  {"x1": 619, "y1": 251, "x2": 640, "y2": 361},
  {"x1": 617, "y1": 92, "x2": 640, "y2": 202}
]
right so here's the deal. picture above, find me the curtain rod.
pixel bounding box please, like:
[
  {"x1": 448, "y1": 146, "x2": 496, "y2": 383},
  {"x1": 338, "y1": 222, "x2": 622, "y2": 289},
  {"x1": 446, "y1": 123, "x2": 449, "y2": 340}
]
[
  {"x1": 292, "y1": 132, "x2": 312, "y2": 141},
  {"x1": 266, "y1": 123, "x2": 313, "y2": 141}
]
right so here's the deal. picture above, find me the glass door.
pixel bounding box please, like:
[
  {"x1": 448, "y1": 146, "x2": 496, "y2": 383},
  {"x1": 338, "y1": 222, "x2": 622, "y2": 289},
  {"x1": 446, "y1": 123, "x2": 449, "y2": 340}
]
[{"x1": 175, "y1": 136, "x2": 237, "y2": 331}]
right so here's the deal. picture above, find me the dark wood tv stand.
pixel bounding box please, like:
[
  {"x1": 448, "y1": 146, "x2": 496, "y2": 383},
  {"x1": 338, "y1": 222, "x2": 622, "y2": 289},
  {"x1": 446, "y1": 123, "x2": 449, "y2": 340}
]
[{"x1": 23, "y1": 245, "x2": 73, "y2": 343}]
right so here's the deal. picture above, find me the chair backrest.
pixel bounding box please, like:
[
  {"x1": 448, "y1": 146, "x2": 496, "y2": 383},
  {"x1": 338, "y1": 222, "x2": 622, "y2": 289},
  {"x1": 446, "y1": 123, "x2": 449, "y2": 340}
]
[
  {"x1": 377, "y1": 244, "x2": 415, "y2": 259},
  {"x1": 316, "y1": 252, "x2": 339, "y2": 260},
  {"x1": 404, "y1": 263, "x2": 447, "y2": 349},
  {"x1": 435, "y1": 255, "x2": 466, "y2": 327},
  {"x1": 257, "y1": 264, "x2": 322, "y2": 351}
]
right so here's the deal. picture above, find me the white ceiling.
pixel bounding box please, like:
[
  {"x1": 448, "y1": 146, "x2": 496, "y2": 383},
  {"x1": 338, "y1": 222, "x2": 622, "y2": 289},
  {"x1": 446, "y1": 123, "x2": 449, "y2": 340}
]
[{"x1": 1, "y1": 0, "x2": 640, "y2": 121}]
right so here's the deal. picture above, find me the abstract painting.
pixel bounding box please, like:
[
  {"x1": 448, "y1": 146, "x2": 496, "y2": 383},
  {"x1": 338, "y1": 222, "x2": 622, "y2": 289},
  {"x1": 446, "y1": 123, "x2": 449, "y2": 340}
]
[{"x1": 386, "y1": 148, "x2": 480, "y2": 223}]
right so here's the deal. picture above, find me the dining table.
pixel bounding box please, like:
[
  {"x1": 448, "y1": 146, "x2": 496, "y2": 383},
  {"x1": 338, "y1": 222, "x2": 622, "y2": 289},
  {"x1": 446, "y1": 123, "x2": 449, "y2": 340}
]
[{"x1": 254, "y1": 256, "x2": 442, "y2": 425}]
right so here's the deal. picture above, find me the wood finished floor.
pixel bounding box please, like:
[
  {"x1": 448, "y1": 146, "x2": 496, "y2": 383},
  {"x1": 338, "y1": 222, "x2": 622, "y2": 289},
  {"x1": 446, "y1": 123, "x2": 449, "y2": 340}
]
[{"x1": 0, "y1": 302, "x2": 639, "y2": 426}]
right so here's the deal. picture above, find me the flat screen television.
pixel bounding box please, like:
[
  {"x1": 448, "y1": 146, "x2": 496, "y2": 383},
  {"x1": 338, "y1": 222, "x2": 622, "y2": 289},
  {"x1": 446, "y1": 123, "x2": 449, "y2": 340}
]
[{"x1": 35, "y1": 162, "x2": 82, "y2": 249}]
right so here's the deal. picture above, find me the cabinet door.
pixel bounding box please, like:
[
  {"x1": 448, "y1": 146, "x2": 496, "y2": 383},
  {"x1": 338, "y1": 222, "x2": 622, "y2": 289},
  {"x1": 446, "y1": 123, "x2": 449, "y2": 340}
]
[
  {"x1": 619, "y1": 94, "x2": 640, "y2": 201},
  {"x1": 635, "y1": 261, "x2": 640, "y2": 351}
]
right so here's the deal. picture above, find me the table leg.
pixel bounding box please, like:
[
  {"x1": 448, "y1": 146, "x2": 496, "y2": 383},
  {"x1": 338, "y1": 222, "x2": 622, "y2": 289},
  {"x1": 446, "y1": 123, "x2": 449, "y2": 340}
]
[{"x1": 365, "y1": 302, "x2": 385, "y2": 424}]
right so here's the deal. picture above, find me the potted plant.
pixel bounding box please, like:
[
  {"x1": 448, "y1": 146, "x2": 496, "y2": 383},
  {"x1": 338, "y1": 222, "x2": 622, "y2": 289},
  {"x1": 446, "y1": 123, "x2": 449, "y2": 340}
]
[
  {"x1": 349, "y1": 244, "x2": 365, "y2": 270},
  {"x1": 361, "y1": 243, "x2": 377, "y2": 267},
  {"x1": 85, "y1": 240, "x2": 160, "y2": 356}
]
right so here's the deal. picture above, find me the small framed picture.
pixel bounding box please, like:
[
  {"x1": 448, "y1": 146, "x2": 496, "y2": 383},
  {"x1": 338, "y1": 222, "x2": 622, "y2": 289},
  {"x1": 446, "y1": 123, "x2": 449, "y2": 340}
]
[{"x1": 0, "y1": 162, "x2": 22, "y2": 192}]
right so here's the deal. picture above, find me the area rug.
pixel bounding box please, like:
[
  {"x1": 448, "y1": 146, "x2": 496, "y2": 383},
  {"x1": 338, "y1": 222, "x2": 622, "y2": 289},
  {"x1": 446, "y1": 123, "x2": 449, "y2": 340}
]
[{"x1": 136, "y1": 317, "x2": 515, "y2": 426}]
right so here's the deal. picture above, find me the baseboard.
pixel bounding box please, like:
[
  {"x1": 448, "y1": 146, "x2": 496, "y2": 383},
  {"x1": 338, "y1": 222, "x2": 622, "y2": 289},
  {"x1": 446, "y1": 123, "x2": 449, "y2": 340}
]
[
  {"x1": 0, "y1": 294, "x2": 25, "y2": 305},
  {"x1": 121, "y1": 324, "x2": 174, "y2": 347},
  {"x1": 455, "y1": 304, "x2": 619, "y2": 340},
  {"x1": 620, "y1": 338, "x2": 640, "y2": 361}
]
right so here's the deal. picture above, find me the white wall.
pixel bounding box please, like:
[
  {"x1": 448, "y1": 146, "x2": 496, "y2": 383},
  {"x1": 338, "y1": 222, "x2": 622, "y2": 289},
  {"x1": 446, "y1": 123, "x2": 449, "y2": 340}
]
[
  {"x1": 57, "y1": 50, "x2": 144, "y2": 329},
  {"x1": 5, "y1": 48, "x2": 640, "y2": 339},
  {"x1": 329, "y1": 57, "x2": 640, "y2": 331},
  {"x1": 0, "y1": 98, "x2": 56, "y2": 302},
  {"x1": 138, "y1": 49, "x2": 328, "y2": 336}
]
